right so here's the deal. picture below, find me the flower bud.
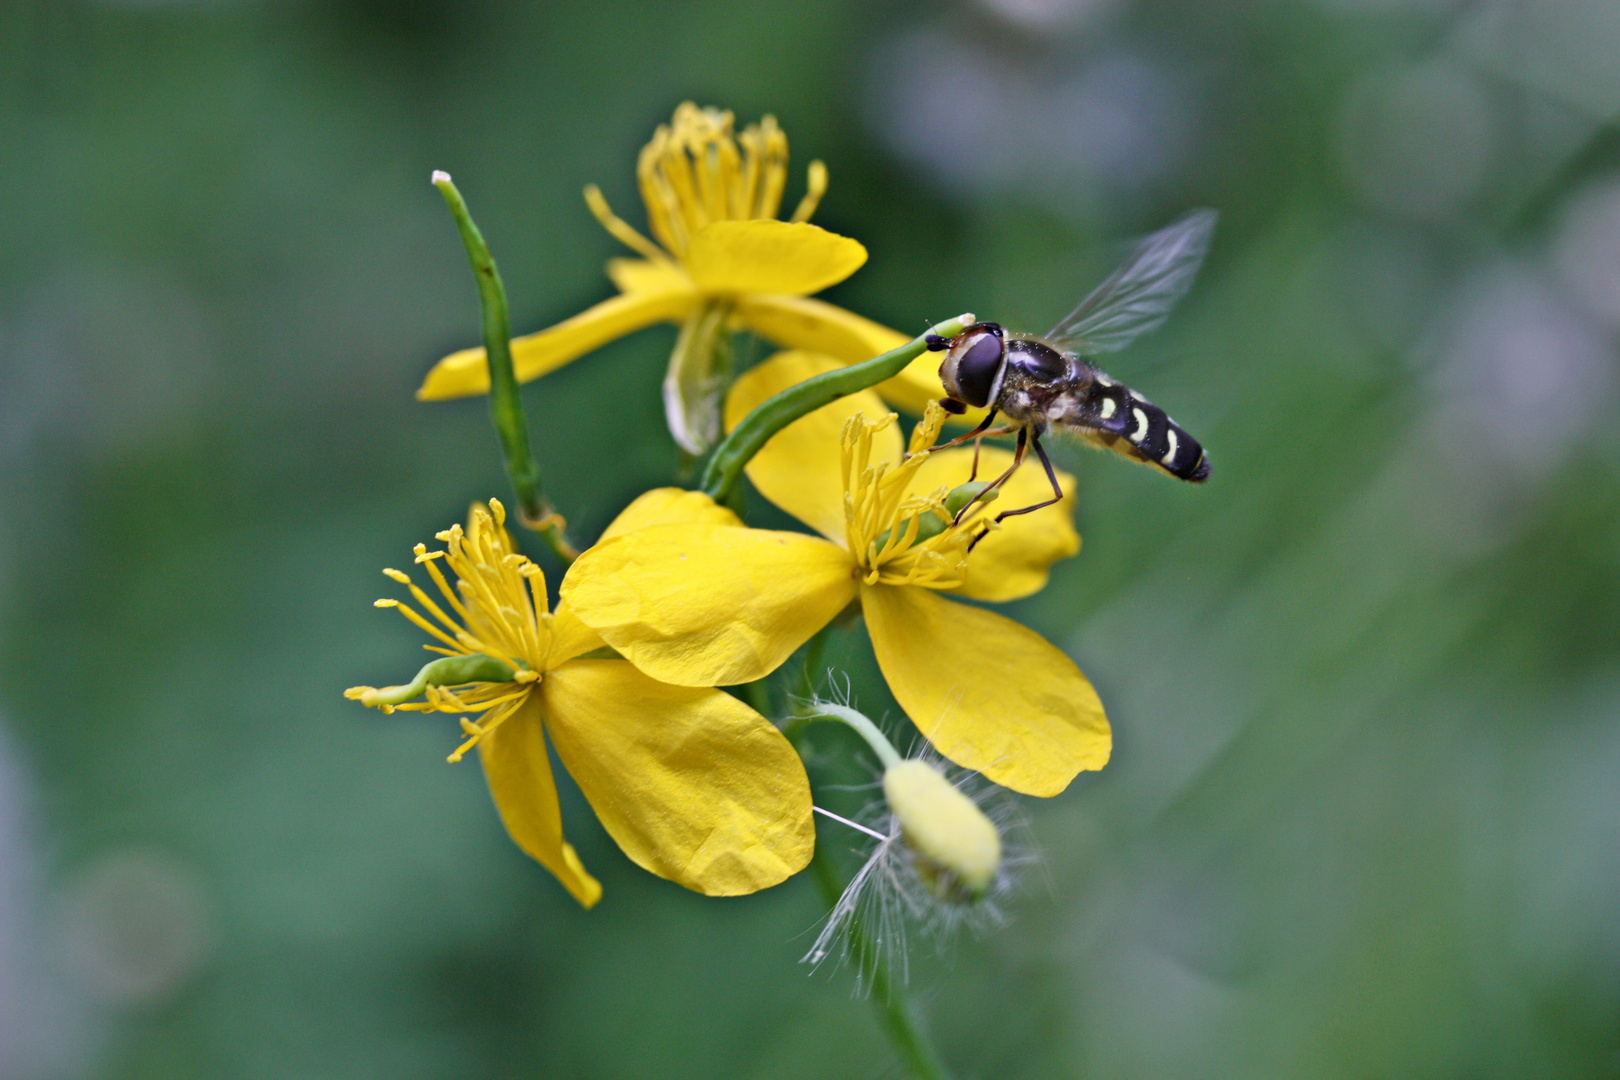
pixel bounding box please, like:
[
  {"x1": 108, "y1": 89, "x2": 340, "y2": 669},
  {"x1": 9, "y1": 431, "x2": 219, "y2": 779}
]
[
  {"x1": 882, "y1": 759, "x2": 1001, "y2": 901},
  {"x1": 943, "y1": 480, "x2": 999, "y2": 518}
]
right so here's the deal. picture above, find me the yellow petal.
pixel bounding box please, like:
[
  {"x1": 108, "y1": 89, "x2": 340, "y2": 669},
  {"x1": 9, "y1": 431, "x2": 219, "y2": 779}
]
[
  {"x1": 596, "y1": 487, "x2": 743, "y2": 544},
  {"x1": 417, "y1": 288, "x2": 698, "y2": 400},
  {"x1": 560, "y1": 523, "x2": 857, "y2": 686},
  {"x1": 732, "y1": 293, "x2": 908, "y2": 364},
  {"x1": 684, "y1": 220, "x2": 867, "y2": 298},
  {"x1": 542, "y1": 659, "x2": 814, "y2": 895},
  {"x1": 862, "y1": 584, "x2": 1109, "y2": 797},
  {"x1": 724, "y1": 351, "x2": 900, "y2": 542},
  {"x1": 605, "y1": 257, "x2": 690, "y2": 296},
  {"x1": 477, "y1": 694, "x2": 602, "y2": 907},
  {"x1": 907, "y1": 446, "x2": 1080, "y2": 602},
  {"x1": 547, "y1": 603, "x2": 606, "y2": 668}
]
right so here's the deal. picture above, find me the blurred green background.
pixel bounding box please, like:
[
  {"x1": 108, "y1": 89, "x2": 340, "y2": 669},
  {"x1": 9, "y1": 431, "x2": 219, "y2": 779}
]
[{"x1": 4, "y1": 1, "x2": 1620, "y2": 1077}]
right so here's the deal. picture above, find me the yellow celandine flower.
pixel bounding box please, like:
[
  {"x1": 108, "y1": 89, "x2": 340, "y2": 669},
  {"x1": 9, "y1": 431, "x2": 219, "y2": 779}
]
[
  {"x1": 560, "y1": 351, "x2": 1110, "y2": 798},
  {"x1": 416, "y1": 102, "x2": 947, "y2": 447},
  {"x1": 345, "y1": 499, "x2": 813, "y2": 907}
]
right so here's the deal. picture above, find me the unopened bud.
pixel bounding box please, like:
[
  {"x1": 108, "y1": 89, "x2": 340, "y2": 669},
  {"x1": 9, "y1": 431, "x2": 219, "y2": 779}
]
[
  {"x1": 882, "y1": 759, "x2": 1001, "y2": 901},
  {"x1": 943, "y1": 480, "x2": 998, "y2": 518}
]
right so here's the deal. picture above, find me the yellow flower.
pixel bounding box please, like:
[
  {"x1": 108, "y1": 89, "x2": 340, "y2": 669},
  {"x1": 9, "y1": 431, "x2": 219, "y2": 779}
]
[
  {"x1": 560, "y1": 351, "x2": 1109, "y2": 797},
  {"x1": 345, "y1": 499, "x2": 814, "y2": 907},
  {"x1": 416, "y1": 102, "x2": 950, "y2": 444}
]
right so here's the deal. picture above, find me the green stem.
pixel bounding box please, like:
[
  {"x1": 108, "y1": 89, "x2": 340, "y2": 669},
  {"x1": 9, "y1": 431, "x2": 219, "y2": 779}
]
[
  {"x1": 698, "y1": 312, "x2": 976, "y2": 501},
  {"x1": 431, "y1": 171, "x2": 577, "y2": 564},
  {"x1": 810, "y1": 848, "x2": 953, "y2": 1080},
  {"x1": 791, "y1": 703, "x2": 902, "y2": 769}
]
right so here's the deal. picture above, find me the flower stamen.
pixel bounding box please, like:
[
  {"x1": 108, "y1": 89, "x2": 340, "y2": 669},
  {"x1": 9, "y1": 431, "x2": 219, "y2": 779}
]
[
  {"x1": 842, "y1": 403, "x2": 975, "y2": 590},
  {"x1": 582, "y1": 183, "x2": 669, "y2": 263},
  {"x1": 383, "y1": 567, "x2": 466, "y2": 640},
  {"x1": 790, "y1": 160, "x2": 828, "y2": 224},
  {"x1": 376, "y1": 598, "x2": 467, "y2": 652},
  {"x1": 351, "y1": 501, "x2": 557, "y2": 763},
  {"x1": 447, "y1": 699, "x2": 523, "y2": 763}
]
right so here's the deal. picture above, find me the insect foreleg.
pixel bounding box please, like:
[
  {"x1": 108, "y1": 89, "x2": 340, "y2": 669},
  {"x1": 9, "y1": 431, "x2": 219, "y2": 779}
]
[{"x1": 928, "y1": 406, "x2": 1000, "y2": 454}]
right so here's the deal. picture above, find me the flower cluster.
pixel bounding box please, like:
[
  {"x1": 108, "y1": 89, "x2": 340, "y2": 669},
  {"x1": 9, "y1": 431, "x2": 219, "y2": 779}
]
[
  {"x1": 351, "y1": 105, "x2": 1112, "y2": 945},
  {"x1": 562, "y1": 352, "x2": 1109, "y2": 798}
]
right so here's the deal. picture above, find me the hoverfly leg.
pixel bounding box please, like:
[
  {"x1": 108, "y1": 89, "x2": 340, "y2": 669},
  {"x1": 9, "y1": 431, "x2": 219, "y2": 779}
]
[
  {"x1": 986, "y1": 432, "x2": 1065, "y2": 527},
  {"x1": 930, "y1": 407, "x2": 1002, "y2": 455},
  {"x1": 943, "y1": 406, "x2": 998, "y2": 446},
  {"x1": 967, "y1": 425, "x2": 1021, "y2": 480},
  {"x1": 914, "y1": 405, "x2": 1000, "y2": 464},
  {"x1": 956, "y1": 427, "x2": 1026, "y2": 531}
]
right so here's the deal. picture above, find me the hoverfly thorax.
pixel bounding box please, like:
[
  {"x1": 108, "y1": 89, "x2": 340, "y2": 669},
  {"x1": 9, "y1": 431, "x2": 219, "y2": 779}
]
[{"x1": 938, "y1": 323, "x2": 1006, "y2": 409}]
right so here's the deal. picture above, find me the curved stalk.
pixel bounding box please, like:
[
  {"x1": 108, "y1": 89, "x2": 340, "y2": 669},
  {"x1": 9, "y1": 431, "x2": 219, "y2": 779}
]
[
  {"x1": 699, "y1": 313, "x2": 975, "y2": 501},
  {"x1": 432, "y1": 171, "x2": 577, "y2": 563}
]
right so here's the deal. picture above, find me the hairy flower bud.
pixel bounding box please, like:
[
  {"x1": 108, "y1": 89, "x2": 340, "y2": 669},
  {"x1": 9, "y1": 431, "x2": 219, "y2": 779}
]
[{"x1": 883, "y1": 759, "x2": 1002, "y2": 901}]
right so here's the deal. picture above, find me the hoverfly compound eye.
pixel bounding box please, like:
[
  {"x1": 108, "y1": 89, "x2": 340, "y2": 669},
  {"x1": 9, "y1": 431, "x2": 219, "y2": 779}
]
[{"x1": 949, "y1": 324, "x2": 1005, "y2": 409}]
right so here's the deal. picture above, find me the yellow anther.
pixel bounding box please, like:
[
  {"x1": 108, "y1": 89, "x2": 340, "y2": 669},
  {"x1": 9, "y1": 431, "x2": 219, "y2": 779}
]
[
  {"x1": 382, "y1": 568, "x2": 411, "y2": 584},
  {"x1": 375, "y1": 599, "x2": 398, "y2": 608},
  {"x1": 789, "y1": 160, "x2": 827, "y2": 223},
  {"x1": 908, "y1": 400, "x2": 948, "y2": 456}
]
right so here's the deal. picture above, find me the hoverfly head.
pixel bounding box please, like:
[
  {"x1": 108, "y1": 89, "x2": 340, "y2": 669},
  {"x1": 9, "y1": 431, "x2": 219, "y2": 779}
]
[{"x1": 938, "y1": 323, "x2": 1005, "y2": 409}]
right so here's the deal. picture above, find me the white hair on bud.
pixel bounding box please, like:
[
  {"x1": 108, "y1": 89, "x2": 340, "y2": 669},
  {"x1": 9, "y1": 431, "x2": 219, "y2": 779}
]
[{"x1": 802, "y1": 745, "x2": 1036, "y2": 996}]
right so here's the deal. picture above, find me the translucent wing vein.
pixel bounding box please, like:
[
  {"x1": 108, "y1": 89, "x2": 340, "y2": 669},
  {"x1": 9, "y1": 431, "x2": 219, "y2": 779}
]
[{"x1": 1047, "y1": 208, "x2": 1217, "y2": 354}]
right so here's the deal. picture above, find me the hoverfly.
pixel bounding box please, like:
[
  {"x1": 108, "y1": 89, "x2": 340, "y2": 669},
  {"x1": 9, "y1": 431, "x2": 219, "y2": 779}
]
[{"x1": 927, "y1": 209, "x2": 1216, "y2": 535}]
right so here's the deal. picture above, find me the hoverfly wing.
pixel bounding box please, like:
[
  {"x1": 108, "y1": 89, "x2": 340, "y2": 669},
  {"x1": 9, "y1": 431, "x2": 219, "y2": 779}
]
[{"x1": 1046, "y1": 208, "x2": 1217, "y2": 355}]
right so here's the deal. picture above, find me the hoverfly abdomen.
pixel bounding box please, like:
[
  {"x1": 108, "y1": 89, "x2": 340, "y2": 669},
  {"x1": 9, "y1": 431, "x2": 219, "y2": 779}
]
[{"x1": 1066, "y1": 380, "x2": 1210, "y2": 483}]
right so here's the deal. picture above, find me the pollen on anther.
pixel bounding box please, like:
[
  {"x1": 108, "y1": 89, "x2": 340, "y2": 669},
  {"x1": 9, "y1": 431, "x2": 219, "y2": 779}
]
[
  {"x1": 382, "y1": 568, "x2": 411, "y2": 583},
  {"x1": 374, "y1": 599, "x2": 399, "y2": 609}
]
